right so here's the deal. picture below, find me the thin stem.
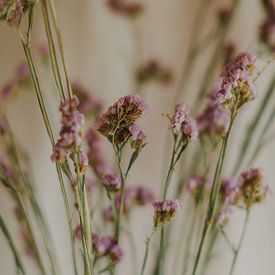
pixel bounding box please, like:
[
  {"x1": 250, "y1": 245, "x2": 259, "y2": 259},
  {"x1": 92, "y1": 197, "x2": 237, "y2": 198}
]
[
  {"x1": 229, "y1": 210, "x2": 250, "y2": 275},
  {"x1": 191, "y1": 117, "x2": 234, "y2": 275},
  {"x1": 0, "y1": 213, "x2": 27, "y2": 275},
  {"x1": 140, "y1": 230, "x2": 155, "y2": 275},
  {"x1": 221, "y1": 230, "x2": 236, "y2": 254}
]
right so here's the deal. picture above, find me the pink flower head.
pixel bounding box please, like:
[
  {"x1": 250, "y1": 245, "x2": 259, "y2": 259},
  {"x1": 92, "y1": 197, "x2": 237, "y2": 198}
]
[
  {"x1": 71, "y1": 80, "x2": 103, "y2": 116},
  {"x1": 238, "y1": 167, "x2": 269, "y2": 208},
  {"x1": 95, "y1": 95, "x2": 148, "y2": 145},
  {"x1": 136, "y1": 59, "x2": 173, "y2": 86},
  {"x1": 153, "y1": 199, "x2": 180, "y2": 228},
  {"x1": 220, "y1": 177, "x2": 240, "y2": 205},
  {"x1": 211, "y1": 52, "x2": 257, "y2": 110},
  {"x1": 197, "y1": 102, "x2": 230, "y2": 137},
  {"x1": 51, "y1": 95, "x2": 85, "y2": 166},
  {"x1": 92, "y1": 234, "x2": 124, "y2": 262},
  {"x1": 171, "y1": 103, "x2": 198, "y2": 142},
  {"x1": 85, "y1": 126, "x2": 108, "y2": 177},
  {"x1": 103, "y1": 174, "x2": 121, "y2": 193}
]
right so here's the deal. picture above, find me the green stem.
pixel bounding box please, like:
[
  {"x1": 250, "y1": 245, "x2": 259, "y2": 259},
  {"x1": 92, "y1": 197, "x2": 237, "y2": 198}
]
[
  {"x1": 0, "y1": 213, "x2": 27, "y2": 275},
  {"x1": 232, "y1": 76, "x2": 275, "y2": 175},
  {"x1": 191, "y1": 118, "x2": 234, "y2": 275},
  {"x1": 229, "y1": 210, "x2": 250, "y2": 275},
  {"x1": 140, "y1": 231, "x2": 154, "y2": 275}
]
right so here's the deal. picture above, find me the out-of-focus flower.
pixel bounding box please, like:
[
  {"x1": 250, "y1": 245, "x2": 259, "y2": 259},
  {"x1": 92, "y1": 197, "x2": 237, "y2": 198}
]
[
  {"x1": 187, "y1": 175, "x2": 212, "y2": 201},
  {"x1": 71, "y1": 80, "x2": 103, "y2": 116},
  {"x1": 92, "y1": 234, "x2": 124, "y2": 262},
  {"x1": 107, "y1": 0, "x2": 144, "y2": 19},
  {"x1": 153, "y1": 199, "x2": 180, "y2": 228},
  {"x1": 51, "y1": 95, "x2": 85, "y2": 167},
  {"x1": 197, "y1": 102, "x2": 230, "y2": 138},
  {"x1": 1, "y1": 61, "x2": 30, "y2": 101},
  {"x1": 210, "y1": 52, "x2": 257, "y2": 112},
  {"x1": 217, "y1": 4, "x2": 232, "y2": 23},
  {"x1": 86, "y1": 126, "x2": 108, "y2": 177},
  {"x1": 216, "y1": 209, "x2": 232, "y2": 229},
  {"x1": 0, "y1": 156, "x2": 16, "y2": 182},
  {"x1": 220, "y1": 177, "x2": 240, "y2": 205},
  {"x1": 103, "y1": 174, "x2": 121, "y2": 193},
  {"x1": 136, "y1": 59, "x2": 173, "y2": 86},
  {"x1": 238, "y1": 168, "x2": 269, "y2": 208},
  {"x1": 103, "y1": 185, "x2": 154, "y2": 221},
  {"x1": 95, "y1": 95, "x2": 148, "y2": 145},
  {"x1": 0, "y1": 0, "x2": 35, "y2": 27},
  {"x1": 171, "y1": 103, "x2": 198, "y2": 142},
  {"x1": 259, "y1": 16, "x2": 275, "y2": 52},
  {"x1": 223, "y1": 41, "x2": 238, "y2": 65}
]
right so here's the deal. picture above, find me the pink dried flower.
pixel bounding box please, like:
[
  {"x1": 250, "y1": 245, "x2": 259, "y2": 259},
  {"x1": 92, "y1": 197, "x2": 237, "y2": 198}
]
[
  {"x1": 220, "y1": 177, "x2": 240, "y2": 205},
  {"x1": 216, "y1": 209, "x2": 232, "y2": 229},
  {"x1": 238, "y1": 168, "x2": 269, "y2": 208},
  {"x1": 107, "y1": 0, "x2": 144, "y2": 18},
  {"x1": 187, "y1": 175, "x2": 212, "y2": 201},
  {"x1": 153, "y1": 199, "x2": 180, "y2": 228},
  {"x1": 129, "y1": 123, "x2": 146, "y2": 149},
  {"x1": 92, "y1": 234, "x2": 124, "y2": 262},
  {"x1": 95, "y1": 95, "x2": 148, "y2": 145},
  {"x1": 171, "y1": 103, "x2": 198, "y2": 142},
  {"x1": 136, "y1": 59, "x2": 173, "y2": 86},
  {"x1": 197, "y1": 102, "x2": 230, "y2": 137},
  {"x1": 211, "y1": 52, "x2": 257, "y2": 111},
  {"x1": 103, "y1": 174, "x2": 121, "y2": 193},
  {"x1": 71, "y1": 80, "x2": 103, "y2": 116},
  {"x1": 86, "y1": 126, "x2": 108, "y2": 177},
  {"x1": 51, "y1": 95, "x2": 85, "y2": 164}
]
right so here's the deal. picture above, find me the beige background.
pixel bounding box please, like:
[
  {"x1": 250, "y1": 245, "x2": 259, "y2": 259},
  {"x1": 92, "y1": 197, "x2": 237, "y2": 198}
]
[{"x1": 0, "y1": 0, "x2": 275, "y2": 274}]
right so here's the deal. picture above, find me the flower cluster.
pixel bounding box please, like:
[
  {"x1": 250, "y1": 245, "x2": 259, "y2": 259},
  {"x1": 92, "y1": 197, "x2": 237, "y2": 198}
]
[
  {"x1": 103, "y1": 185, "x2": 154, "y2": 221},
  {"x1": 51, "y1": 96, "x2": 87, "y2": 173},
  {"x1": 0, "y1": 0, "x2": 35, "y2": 27},
  {"x1": 210, "y1": 52, "x2": 257, "y2": 112},
  {"x1": 197, "y1": 102, "x2": 230, "y2": 138},
  {"x1": 153, "y1": 199, "x2": 180, "y2": 229},
  {"x1": 216, "y1": 209, "x2": 232, "y2": 229},
  {"x1": 71, "y1": 80, "x2": 103, "y2": 117},
  {"x1": 1, "y1": 61, "x2": 30, "y2": 101},
  {"x1": 86, "y1": 126, "x2": 108, "y2": 177},
  {"x1": 171, "y1": 103, "x2": 198, "y2": 142},
  {"x1": 187, "y1": 175, "x2": 212, "y2": 201},
  {"x1": 107, "y1": 0, "x2": 144, "y2": 19},
  {"x1": 92, "y1": 234, "x2": 124, "y2": 262},
  {"x1": 135, "y1": 59, "x2": 173, "y2": 86},
  {"x1": 103, "y1": 174, "x2": 121, "y2": 193},
  {"x1": 220, "y1": 177, "x2": 240, "y2": 205},
  {"x1": 94, "y1": 95, "x2": 148, "y2": 146},
  {"x1": 238, "y1": 168, "x2": 268, "y2": 208}
]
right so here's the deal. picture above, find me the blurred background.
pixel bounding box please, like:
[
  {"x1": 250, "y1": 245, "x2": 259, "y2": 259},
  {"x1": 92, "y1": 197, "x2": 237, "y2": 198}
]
[{"x1": 0, "y1": 0, "x2": 275, "y2": 274}]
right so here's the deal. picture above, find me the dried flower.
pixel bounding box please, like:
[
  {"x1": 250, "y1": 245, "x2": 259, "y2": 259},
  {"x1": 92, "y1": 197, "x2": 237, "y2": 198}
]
[
  {"x1": 238, "y1": 168, "x2": 268, "y2": 208},
  {"x1": 86, "y1": 126, "x2": 108, "y2": 177},
  {"x1": 136, "y1": 59, "x2": 173, "y2": 86},
  {"x1": 92, "y1": 234, "x2": 124, "y2": 262},
  {"x1": 51, "y1": 95, "x2": 85, "y2": 165},
  {"x1": 1, "y1": 61, "x2": 30, "y2": 101},
  {"x1": 0, "y1": 0, "x2": 35, "y2": 27},
  {"x1": 220, "y1": 177, "x2": 240, "y2": 205},
  {"x1": 107, "y1": 0, "x2": 143, "y2": 19},
  {"x1": 187, "y1": 175, "x2": 212, "y2": 201},
  {"x1": 129, "y1": 123, "x2": 146, "y2": 149},
  {"x1": 216, "y1": 209, "x2": 232, "y2": 229},
  {"x1": 259, "y1": 16, "x2": 275, "y2": 52},
  {"x1": 171, "y1": 103, "x2": 198, "y2": 142},
  {"x1": 210, "y1": 52, "x2": 257, "y2": 112},
  {"x1": 95, "y1": 95, "x2": 148, "y2": 145},
  {"x1": 71, "y1": 80, "x2": 103, "y2": 116},
  {"x1": 103, "y1": 174, "x2": 121, "y2": 193},
  {"x1": 197, "y1": 102, "x2": 230, "y2": 138},
  {"x1": 153, "y1": 199, "x2": 180, "y2": 228}
]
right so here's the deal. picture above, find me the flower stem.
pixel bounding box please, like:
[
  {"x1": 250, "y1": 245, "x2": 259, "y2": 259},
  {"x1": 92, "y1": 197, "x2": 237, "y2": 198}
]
[
  {"x1": 229, "y1": 210, "x2": 250, "y2": 275},
  {"x1": 0, "y1": 212, "x2": 27, "y2": 275},
  {"x1": 191, "y1": 118, "x2": 234, "y2": 275},
  {"x1": 140, "y1": 231, "x2": 155, "y2": 275}
]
